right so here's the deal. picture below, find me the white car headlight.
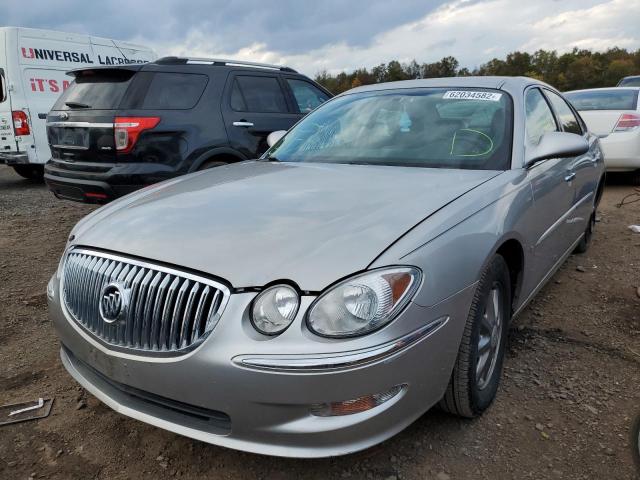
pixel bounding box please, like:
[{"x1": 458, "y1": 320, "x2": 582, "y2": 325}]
[
  {"x1": 307, "y1": 267, "x2": 421, "y2": 338},
  {"x1": 251, "y1": 285, "x2": 300, "y2": 335}
]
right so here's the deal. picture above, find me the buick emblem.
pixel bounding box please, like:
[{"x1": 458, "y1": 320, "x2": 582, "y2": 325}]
[
  {"x1": 59, "y1": 112, "x2": 69, "y2": 120},
  {"x1": 99, "y1": 282, "x2": 128, "y2": 324}
]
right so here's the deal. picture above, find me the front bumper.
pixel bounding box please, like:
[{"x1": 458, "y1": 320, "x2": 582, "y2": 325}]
[
  {"x1": 49, "y1": 274, "x2": 475, "y2": 457},
  {"x1": 0, "y1": 151, "x2": 29, "y2": 165}
]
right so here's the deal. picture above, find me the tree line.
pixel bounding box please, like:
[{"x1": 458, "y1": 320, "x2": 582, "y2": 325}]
[{"x1": 314, "y1": 48, "x2": 640, "y2": 94}]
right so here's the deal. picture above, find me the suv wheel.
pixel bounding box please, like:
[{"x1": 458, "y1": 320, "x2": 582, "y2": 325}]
[
  {"x1": 439, "y1": 255, "x2": 511, "y2": 418},
  {"x1": 12, "y1": 165, "x2": 44, "y2": 182}
]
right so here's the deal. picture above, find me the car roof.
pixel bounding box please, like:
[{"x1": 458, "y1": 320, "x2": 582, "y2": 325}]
[
  {"x1": 342, "y1": 76, "x2": 555, "y2": 97},
  {"x1": 66, "y1": 56, "x2": 298, "y2": 77},
  {"x1": 565, "y1": 87, "x2": 640, "y2": 93}
]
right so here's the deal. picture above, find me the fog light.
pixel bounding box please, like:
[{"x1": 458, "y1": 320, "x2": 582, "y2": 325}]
[{"x1": 310, "y1": 385, "x2": 405, "y2": 417}]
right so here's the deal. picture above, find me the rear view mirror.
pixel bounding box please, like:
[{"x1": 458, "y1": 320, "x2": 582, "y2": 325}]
[
  {"x1": 267, "y1": 130, "x2": 286, "y2": 148},
  {"x1": 525, "y1": 131, "x2": 589, "y2": 168}
]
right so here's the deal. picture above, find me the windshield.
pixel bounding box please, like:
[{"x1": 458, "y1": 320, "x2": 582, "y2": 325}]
[
  {"x1": 565, "y1": 89, "x2": 639, "y2": 111},
  {"x1": 265, "y1": 87, "x2": 513, "y2": 170}
]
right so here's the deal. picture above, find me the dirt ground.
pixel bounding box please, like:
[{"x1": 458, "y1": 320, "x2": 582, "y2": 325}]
[{"x1": 0, "y1": 166, "x2": 639, "y2": 480}]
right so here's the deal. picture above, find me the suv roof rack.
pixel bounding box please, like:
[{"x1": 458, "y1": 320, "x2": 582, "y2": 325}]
[{"x1": 154, "y1": 56, "x2": 298, "y2": 73}]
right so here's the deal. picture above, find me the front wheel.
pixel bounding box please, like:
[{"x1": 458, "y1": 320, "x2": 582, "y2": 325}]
[
  {"x1": 12, "y1": 164, "x2": 44, "y2": 181},
  {"x1": 439, "y1": 255, "x2": 511, "y2": 418}
]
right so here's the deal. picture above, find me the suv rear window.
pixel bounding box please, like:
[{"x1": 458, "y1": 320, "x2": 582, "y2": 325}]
[
  {"x1": 53, "y1": 69, "x2": 135, "y2": 110},
  {"x1": 565, "y1": 89, "x2": 639, "y2": 111},
  {"x1": 139, "y1": 72, "x2": 208, "y2": 110}
]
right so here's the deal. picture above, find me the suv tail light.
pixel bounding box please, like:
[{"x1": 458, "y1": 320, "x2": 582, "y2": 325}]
[
  {"x1": 613, "y1": 113, "x2": 640, "y2": 132},
  {"x1": 114, "y1": 117, "x2": 161, "y2": 153},
  {"x1": 12, "y1": 110, "x2": 30, "y2": 136}
]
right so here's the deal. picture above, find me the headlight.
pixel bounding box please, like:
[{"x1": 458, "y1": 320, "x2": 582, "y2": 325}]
[
  {"x1": 251, "y1": 285, "x2": 300, "y2": 335},
  {"x1": 307, "y1": 267, "x2": 421, "y2": 338}
]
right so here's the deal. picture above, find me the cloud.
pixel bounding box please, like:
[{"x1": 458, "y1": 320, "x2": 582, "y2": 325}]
[
  {"x1": 3, "y1": 0, "x2": 639, "y2": 76},
  {"x1": 159, "y1": 0, "x2": 639, "y2": 75}
]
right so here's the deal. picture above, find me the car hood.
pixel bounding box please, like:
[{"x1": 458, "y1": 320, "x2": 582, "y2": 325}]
[{"x1": 73, "y1": 161, "x2": 499, "y2": 290}]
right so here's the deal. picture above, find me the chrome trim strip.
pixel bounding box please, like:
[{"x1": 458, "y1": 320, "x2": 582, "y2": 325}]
[
  {"x1": 46, "y1": 121, "x2": 114, "y2": 128},
  {"x1": 51, "y1": 144, "x2": 89, "y2": 150},
  {"x1": 233, "y1": 316, "x2": 448, "y2": 372},
  {"x1": 536, "y1": 192, "x2": 593, "y2": 247}
]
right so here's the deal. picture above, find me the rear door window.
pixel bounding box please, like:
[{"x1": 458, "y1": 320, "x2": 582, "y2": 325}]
[
  {"x1": 140, "y1": 72, "x2": 208, "y2": 110},
  {"x1": 231, "y1": 76, "x2": 288, "y2": 113},
  {"x1": 544, "y1": 90, "x2": 583, "y2": 135},
  {"x1": 52, "y1": 69, "x2": 135, "y2": 110},
  {"x1": 565, "y1": 89, "x2": 639, "y2": 111},
  {"x1": 286, "y1": 79, "x2": 330, "y2": 113}
]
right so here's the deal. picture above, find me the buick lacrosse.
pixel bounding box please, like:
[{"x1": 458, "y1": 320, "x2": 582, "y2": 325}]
[{"x1": 48, "y1": 77, "x2": 605, "y2": 457}]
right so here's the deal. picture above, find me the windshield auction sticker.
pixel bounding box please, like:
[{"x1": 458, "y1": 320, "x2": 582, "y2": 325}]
[{"x1": 443, "y1": 91, "x2": 502, "y2": 101}]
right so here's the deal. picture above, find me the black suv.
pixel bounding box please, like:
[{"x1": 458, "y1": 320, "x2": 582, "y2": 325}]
[{"x1": 44, "y1": 57, "x2": 332, "y2": 203}]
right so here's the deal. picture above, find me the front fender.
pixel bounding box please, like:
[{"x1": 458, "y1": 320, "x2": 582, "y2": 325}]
[{"x1": 370, "y1": 170, "x2": 533, "y2": 307}]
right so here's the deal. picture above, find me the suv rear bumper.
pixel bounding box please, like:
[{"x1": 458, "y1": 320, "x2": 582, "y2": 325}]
[
  {"x1": 44, "y1": 159, "x2": 177, "y2": 203},
  {"x1": 0, "y1": 152, "x2": 29, "y2": 165}
]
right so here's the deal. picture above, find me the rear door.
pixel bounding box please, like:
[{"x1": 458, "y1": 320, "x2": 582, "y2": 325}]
[
  {"x1": 47, "y1": 68, "x2": 137, "y2": 163},
  {"x1": 0, "y1": 67, "x2": 14, "y2": 155},
  {"x1": 22, "y1": 68, "x2": 72, "y2": 162},
  {"x1": 221, "y1": 71, "x2": 300, "y2": 158},
  {"x1": 543, "y1": 88, "x2": 600, "y2": 242}
]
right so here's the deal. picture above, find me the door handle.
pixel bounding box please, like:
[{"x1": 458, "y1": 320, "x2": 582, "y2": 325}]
[
  {"x1": 564, "y1": 172, "x2": 576, "y2": 182},
  {"x1": 233, "y1": 121, "x2": 254, "y2": 127}
]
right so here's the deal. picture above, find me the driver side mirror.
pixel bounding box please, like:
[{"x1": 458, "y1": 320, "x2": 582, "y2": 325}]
[
  {"x1": 525, "y1": 131, "x2": 588, "y2": 168},
  {"x1": 267, "y1": 130, "x2": 287, "y2": 148}
]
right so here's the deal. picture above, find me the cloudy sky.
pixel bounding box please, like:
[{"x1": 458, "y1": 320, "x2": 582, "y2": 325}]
[{"x1": 4, "y1": 0, "x2": 639, "y2": 75}]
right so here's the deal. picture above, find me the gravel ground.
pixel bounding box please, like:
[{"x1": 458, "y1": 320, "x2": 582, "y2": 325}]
[{"x1": 0, "y1": 166, "x2": 639, "y2": 480}]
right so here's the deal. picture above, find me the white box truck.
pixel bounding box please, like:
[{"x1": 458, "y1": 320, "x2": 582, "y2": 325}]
[{"x1": 0, "y1": 27, "x2": 156, "y2": 180}]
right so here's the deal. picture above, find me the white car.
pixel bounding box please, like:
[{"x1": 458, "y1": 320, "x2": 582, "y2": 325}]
[{"x1": 565, "y1": 87, "x2": 640, "y2": 183}]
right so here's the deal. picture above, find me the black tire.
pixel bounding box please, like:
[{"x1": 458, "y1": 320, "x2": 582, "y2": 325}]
[
  {"x1": 574, "y1": 212, "x2": 595, "y2": 254},
  {"x1": 12, "y1": 164, "x2": 44, "y2": 181},
  {"x1": 632, "y1": 411, "x2": 640, "y2": 472},
  {"x1": 197, "y1": 160, "x2": 228, "y2": 171},
  {"x1": 439, "y1": 255, "x2": 511, "y2": 418},
  {"x1": 631, "y1": 169, "x2": 640, "y2": 186}
]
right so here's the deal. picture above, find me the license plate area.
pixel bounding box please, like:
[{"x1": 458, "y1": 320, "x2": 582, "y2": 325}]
[{"x1": 51, "y1": 127, "x2": 90, "y2": 149}]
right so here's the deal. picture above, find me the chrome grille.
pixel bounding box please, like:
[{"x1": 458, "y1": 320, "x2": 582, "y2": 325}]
[{"x1": 61, "y1": 249, "x2": 230, "y2": 355}]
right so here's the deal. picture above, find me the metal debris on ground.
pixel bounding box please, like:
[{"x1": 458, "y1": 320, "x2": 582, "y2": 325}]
[{"x1": 0, "y1": 398, "x2": 53, "y2": 426}]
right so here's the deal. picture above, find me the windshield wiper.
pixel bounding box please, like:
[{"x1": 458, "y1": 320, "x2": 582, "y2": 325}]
[
  {"x1": 263, "y1": 155, "x2": 280, "y2": 162},
  {"x1": 65, "y1": 101, "x2": 91, "y2": 109}
]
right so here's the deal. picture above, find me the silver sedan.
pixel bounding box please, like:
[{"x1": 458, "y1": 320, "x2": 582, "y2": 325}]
[{"x1": 48, "y1": 76, "x2": 605, "y2": 458}]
